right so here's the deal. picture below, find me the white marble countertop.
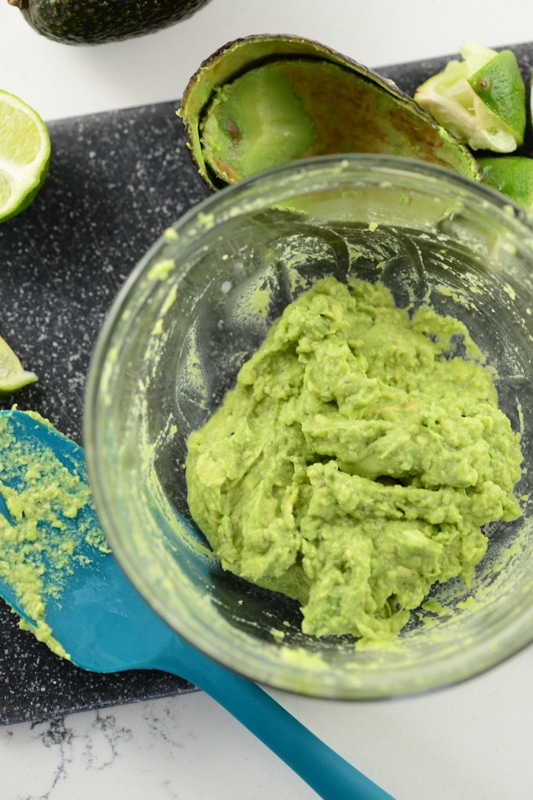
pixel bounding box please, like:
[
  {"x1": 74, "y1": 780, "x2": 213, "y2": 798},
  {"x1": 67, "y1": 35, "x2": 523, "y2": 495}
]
[{"x1": 1, "y1": 1, "x2": 533, "y2": 798}]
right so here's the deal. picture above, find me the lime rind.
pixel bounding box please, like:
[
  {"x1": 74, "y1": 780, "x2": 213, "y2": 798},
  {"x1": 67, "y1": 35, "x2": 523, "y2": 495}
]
[
  {"x1": 0, "y1": 89, "x2": 51, "y2": 223},
  {"x1": 414, "y1": 41, "x2": 525, "y2": 153},
  {"x1": 0, "y1": 159, "x2": 50, "y2": 221},
  {"x1": 478, "y1": 156, "x2": 533, "y2": 211}
]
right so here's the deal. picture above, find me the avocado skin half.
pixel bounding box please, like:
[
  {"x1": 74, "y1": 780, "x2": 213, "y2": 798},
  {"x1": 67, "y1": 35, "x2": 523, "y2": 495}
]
[
  {"x1": 179, "y1": 34, "x2": 481, "y2": 190},
  {"x1": 8, "y1": 0, "x2": 212, "y2": 45}
]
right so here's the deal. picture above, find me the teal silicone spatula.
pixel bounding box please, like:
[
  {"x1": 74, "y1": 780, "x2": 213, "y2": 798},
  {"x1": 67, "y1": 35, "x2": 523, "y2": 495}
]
[{"x1": 0, "y1": 409, "x2": 394, "y2": 800}]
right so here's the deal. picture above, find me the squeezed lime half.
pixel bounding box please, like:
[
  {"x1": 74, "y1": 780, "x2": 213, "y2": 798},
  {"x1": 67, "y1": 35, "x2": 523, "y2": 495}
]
[{"x1": 415, "y1": 41, "x2": 526, "y2": 152}]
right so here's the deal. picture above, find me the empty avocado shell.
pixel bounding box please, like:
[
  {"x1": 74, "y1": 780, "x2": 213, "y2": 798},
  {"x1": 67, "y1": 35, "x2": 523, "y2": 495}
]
[{"x1": 179, "y1": 34, "x2": 481, "y2": 190}]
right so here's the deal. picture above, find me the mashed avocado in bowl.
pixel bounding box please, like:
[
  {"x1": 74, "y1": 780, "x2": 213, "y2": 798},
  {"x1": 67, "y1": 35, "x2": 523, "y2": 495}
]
[
  {"x1": 85, "y1": 154, "x2": 533, "y2": 699},
  {"x1": 185, "y1": 275, "x2": 523, "y2": 648}
]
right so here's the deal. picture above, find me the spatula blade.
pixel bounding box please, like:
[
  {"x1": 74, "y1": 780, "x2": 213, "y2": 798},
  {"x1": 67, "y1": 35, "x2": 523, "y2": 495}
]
[{"x1": 0, "y1": 408, "x2": 176, "y2": 671}]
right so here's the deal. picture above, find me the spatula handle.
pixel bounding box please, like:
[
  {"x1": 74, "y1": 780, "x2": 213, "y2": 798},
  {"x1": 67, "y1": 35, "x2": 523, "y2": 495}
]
[{"x1": 158, "y1": 641, "x2": 395, "y2": 800}]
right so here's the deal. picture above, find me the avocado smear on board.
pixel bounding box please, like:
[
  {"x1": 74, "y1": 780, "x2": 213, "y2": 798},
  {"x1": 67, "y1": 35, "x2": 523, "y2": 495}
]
[{"x1": 186, "y1": 277, "x2": 523, "y2": 648}]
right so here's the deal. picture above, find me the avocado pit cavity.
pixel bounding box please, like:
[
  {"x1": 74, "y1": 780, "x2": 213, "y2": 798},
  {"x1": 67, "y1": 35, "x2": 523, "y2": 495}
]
[{"x1": 201, "y1": 63, "x2": 318, "y2": 182}]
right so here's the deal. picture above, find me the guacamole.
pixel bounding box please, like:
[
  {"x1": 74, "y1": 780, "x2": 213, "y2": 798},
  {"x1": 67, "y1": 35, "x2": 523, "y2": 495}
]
[{"x1": 186, "y1": 277, "x2": 523, "y2": 646}]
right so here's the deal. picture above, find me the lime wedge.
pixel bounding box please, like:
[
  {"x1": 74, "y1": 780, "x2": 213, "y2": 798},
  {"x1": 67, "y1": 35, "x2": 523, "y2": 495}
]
[
  {"x1": 0, "y1": 334, "x2": 38, "y2": 396},
  {"x1": 478, "y1": 156, "x2": 533, "y2": 210},
  {"x1": 468, "y1": 50, "x2": 525, "y2": 145},
  {"x1": 0, "y1": 89, "x2": 51, "y2": 223},
  {"x1": 415, "y1": 41, "x2": 526, "y2": 152}
]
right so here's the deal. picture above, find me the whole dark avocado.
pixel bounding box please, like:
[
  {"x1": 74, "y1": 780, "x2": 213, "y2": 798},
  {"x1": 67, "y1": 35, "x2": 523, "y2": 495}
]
[{"x1": 8, "y1": 0, "x2": 213, "y2": 45}]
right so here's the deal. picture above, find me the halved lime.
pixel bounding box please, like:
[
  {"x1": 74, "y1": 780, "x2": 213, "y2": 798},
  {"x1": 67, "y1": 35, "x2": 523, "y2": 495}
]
[
  {"x1": 0, "y1": 334, "x2": 38, "y2": 395},
  {"x1": 0, "y1": 89, "x2": 51, "y2": 223},
  {"x1": 478, "y1": 156, "x2": 533, "y2": 210},
  {"x1": 415, "y1": 41, "x2": 526, "y2": 152}
]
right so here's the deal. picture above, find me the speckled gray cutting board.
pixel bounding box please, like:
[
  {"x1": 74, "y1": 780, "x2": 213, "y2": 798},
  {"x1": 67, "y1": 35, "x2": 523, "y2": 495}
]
[{"x1": 1, "y1": 42, "x2": 532, "y2": 725}]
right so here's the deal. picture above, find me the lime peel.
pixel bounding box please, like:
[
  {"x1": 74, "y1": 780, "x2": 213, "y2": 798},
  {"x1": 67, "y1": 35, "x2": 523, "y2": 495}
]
[
  {"x1": 0, "y1": 89, "x2": 51, "y2": 223},
  {"x1": 478, "y1": 156, "x2": 533, "y2": 211}
]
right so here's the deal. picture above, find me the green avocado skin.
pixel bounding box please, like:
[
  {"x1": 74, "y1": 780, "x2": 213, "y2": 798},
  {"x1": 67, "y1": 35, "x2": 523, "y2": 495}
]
[{"x1": 13, "y1": 0, "x2": 212, "y2": 45}]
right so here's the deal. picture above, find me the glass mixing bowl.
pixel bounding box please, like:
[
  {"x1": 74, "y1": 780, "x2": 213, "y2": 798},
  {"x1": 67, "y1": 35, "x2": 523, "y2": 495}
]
[{"x1": 84, "y1": 154, "x2": 533, "y2": 699}]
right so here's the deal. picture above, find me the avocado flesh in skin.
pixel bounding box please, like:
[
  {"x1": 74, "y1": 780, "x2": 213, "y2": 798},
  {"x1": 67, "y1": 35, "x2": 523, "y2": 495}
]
[
  {"x1": 195, "y1": 54, "x2": 481, "y2": 188},
  {"x1": 201, "y1": 66, "x2": 318, "y2": 183},
  {"x1": 8, "y1": 0, "x2": 212, "y2": 45}
]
